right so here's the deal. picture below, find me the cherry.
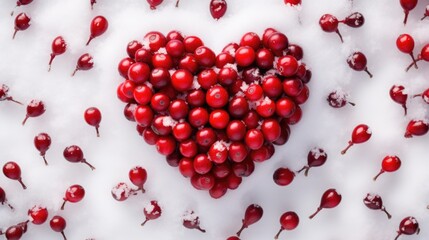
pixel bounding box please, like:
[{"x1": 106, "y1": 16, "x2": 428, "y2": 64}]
[
  {"x1": 341, "y1": 124, "x2": 372, "y2": 155},
  {"x1": 406, "y1": 44, "x2": 429, "y2": 71},
  {"x1": 397, "y1": 34, "x2": 418, "y2": 69},
  {"x1": 266, "y1": 32, "x2": 289, "y2": 53},
  {"x1": 327, "y1": 90, "x2": 355, "y2": 108},
  {"x1": 363, "y1": 193, "x2": 392, "y2": 219},
  {"x1": 34, "y1": 133, "x2": 51, "y2": 165},
  {"x1": 3, "y1": 162, "x2": 26, "y2": 189},
  {"x1": 156, "y1": 136, "x2": 176, "y2": 156},
  {"x1": 276, "y1": 55, "x2": 299, "y2": 77},
  {"x1": 129, "y1": 166, "x2": 147, "y2": 193},
  {"x1": 210, "y1": 0, "x2": 227, "y2": 20},
  {"x1": 0, "y1": 187, "x2": 14, "y2": 210},
  {"x1": 274, "y1": 211, "x2": 299, "y2": 239},
  {"x1": 287, "y1": 44, "x2": 304, "y2": 61},
  {"x1": 206, "y1": 85, "x2": 229, "y2": 108},
  {"x1": 395, "y1": 217, "x2": 420, "y2": 240},
  {"x1": 22, "y1": 100, "x2": 45, "y2": 125},
  {"x1": 236, "y1": 204, "x2": 263, "y2": 237},
  {"x1": 63, "y1": 145, "x2": 96, "y2": 170},
  {"x1": 13, "y1": 13, "x2": 30, "y2": 39},
  {"x1": 182, "y1": 210, "x2": 206, "y2": 233},
  {"x1": 142, "y1": 201, "x2": 162, "y2": 226},
  {"x1": 227, "y1": 237, "x2": 240, "y2": 240},
  {"x1": 0, "y1": 84, "x2": 22, "y2": 105},
  {"x1": 71, "y1": 53, "x2": 94, "y2": 76},
  {"x1": 341, "y1": 12, "x2": 365, "y2": 28},
  {"x1": 171, "y1": 69, "x2": 193, "y2": 92},
  {"x1": 84, "y1": 107, "x2": 102, "y2": 137},
  {"x1": 404, "y1": 120, "x2": 429, "y2": 138},
  {"x1": 421, "y1": 5, "x2": 429, "y2": 20},
  {"x1": 273, "y1": 167, "x2": 295, "y2": 186},
  {"x1": 400, "y1": 0, "x2": 418, "y2": 25},
  {"x1": 297, "y1": 147, "x2": 327, "y2": 176},
  {"x1": 28, "y1": 206, "x2": 49, "y2": 225},
  {"x1": 127, "y1": 40, "x2": 143, "y2": 58},
  {"x1": 347, "y1": 52, "x2": 373, "y2": 78},
  {"x1": 48, "y1": 36, "x2": 67, "y2": 71},
  {"x1": 413, "y1": 88, "x2": 429, "y2": 104},
  {"x1": 3, "y1": 225, "x2": 23, "y2": 240},
  {"x1": 118, "y1": 58, "x2": 135, "y2": 78},
  {"x1": 309, "y1": 188, "x2": 342, "y2": 219},
  {"x1": 134, "y1": 105, "x2": 154, "y2": 127},
  {"x1": 147, "y1": 0, "x2": 163, "y2": 10},
  {"x1": 373, "y1": 155, "x2": 401, "y2": 181},
  {"x1": 50, "y1": 216, "x2": 67, "y2": 240},
  {"x1": 111, "y1": 182, "x2": 138, "y2": 201},
  {"x1": 284, "y1": 0, "x2": 301, "y2": 6},
  {"x1": 319, "y1": 14, "x2": 343, "y2": 43},
  {"x1": 15, "y1": 0, "x2": 33, "y2": 8},
  {"x1": 90, "y1": 0, "x2": 96, "y2": 9},
  {"x1": 390, "y1": 85, "x2": 408, "y2": 115},
  {"x1": 61, "y1": 184, "x2": 85, "y2": 210},
  {"x1": 86, "y1": 16, "x2": 108, "y2": 45}
]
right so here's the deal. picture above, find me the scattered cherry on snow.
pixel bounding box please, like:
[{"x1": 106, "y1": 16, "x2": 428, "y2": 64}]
[
  {"x1": 347, "y1": 52, "x2": 373, "y2": 78},
  {"x1": 404, "y1": 119, "x2": 429, "y2": 138},
  {"x1": 0, "y1": 187, "x2": 14, "y2": 210},
  {"x1": 86, "y1": 16, "x2": 108, "y2": 46},
  {"x1": 84, "y1": 107, "x2": 102, "y2": 137},
  {"x1": 13, "y1": 12, "x2": 30, "y2": 39},
  {"x1": 373, "y1": 155, "x2": 401, "y2": 181},
  {"x1": 63, "y1": 145, "x2": 96, "y2": 170},
  {"x1": 28, "y1": 205, "x2": 49, "y2": 225},
  {"x1": 341, "y1": 124, "x2": 372, "y2": 155},
  {"x1": 400, "y1": 0, "x2": 418, "y2": 25},
  {"x1": 396, "y1": 34, "x2": 418, "y2": 69},
  {"x1": 309, "y1": 188, "x2": 341, "y2": 219},
  {"x1": 297, "y1": 147, "x2": 327, "y2": 176},
  {"x1": 22, "y1": 100, "x2": 45, "y2": 125},
  {"x1": 363, "y1": 193, "x2": 392, "y2": 219},
  {"x1": 273, "y1": 167, "x2": 295, "y2": 186},
  {"x1": 283, "y1": 0, "x2": 301, "y2": 6},
  {"x1": 413, "y1": 88, "x2": 429, "y2": 104},
  {"x1": 48, "y1": 36, "x2": 67, "y2": 72},
  {"x1": 34, "y1": 133, "x2": 51, "y2": 165},
  {"x1": 390, "y1": 85, "x2": 408, "y2": 115},
  {"x1": 129, "y1": 166, "x2": 147, "y2": 193},
  {"x1": 0, "y1": 84, "x2": 22, "y2": 105},
  {"x1": 61, "y1": 184, "x2": 85, "y2": 210},
  {"x1": 182, "y1": 210, "x2": 206, "y2": 233},
  {"x1": 142, "y1": 201, "x2": 162, "y2": 226},
  {"x1": 111, "y1": 182, "x2": 138, "y2": 201},
  {"x1": 210, "y1": 0, "x2": 227, "y2": 20},
  {"x1": 0, "y1": 225, "x2": 24, "y2": 240},
  {"x1": 274, "y1": 211, "x2": 299, "y2": 239},
  {"x1": 236, "y1": 204, "x2": 263, "y2": 237},
  {"x1": 50, "y1": 215, "x2": 67, "y2": 240},
  {"x1": 406, "y1": 44, "x2": 429, "y2": 72},
  {"x1": 319, "y1": 12, "x2": 364, "y2": 43},
  {"x1": 72, "y1": 53, "x2": 94, "y2": 76},
  {"x1": 147, "y1": 0, "x2": 163, "y2": 10},
  {"x1": 3, "y1": 161, "x2": 27, "y2": 189},
  {"x1": 395, "y1": 217, "x2": 420, "y2": 240},
  {"x1": 327, "y1": 90, "x2": 355, "y2": 108}
]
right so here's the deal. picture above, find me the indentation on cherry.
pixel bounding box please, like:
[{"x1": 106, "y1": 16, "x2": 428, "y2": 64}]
[
  {"x1": 48, "y1": 36, "x2": 67, "y2": 71},
  {"x1": 341, "y1": 124, "x2": 372, "y2": 155},
  {"x1": 142, "y1": 200, "x2": 162, "y2": 226},
  {"x1": 373, "y1": 155, "x2": 401, "y2": 181},
  {"x1": 34, "y1": 133, "x2": 51, "y2": 165},
  {"x1": 297, "y1": 147, "x2": 327, "y2": 176},
  {"x1": 347, "y1": 52, "x2": 373, "y2": 78},
  {"x1": 182, "y1": 210, "x2": 206, "y2": 233},
  {"x1": 61, "y1": 184, "x2": 85, "y2": 210},
  {"x1": 395, "y1": 216, "x2": 420, "y2": 240},
  {"x1": 274, "y1": 211, "x2": 299, "y2": 239},
  {"x1": 3, "y1": 161, "x2": 26, "y2": 189},
  {"x1": 0, "y1": 84, "x2": 22, "y2": 105},
  {"x1": 63, "y1": 145, "x2": 96, "y2": 170},
  {"x1": 363, "y1": 193, "x2": 392, "y2": 219},
  {"x1": 236, "y1": 204, "x2": 263, "y2": 237},
  {"x1": 13, "y1": 12, "x2": 30, "y2": 39},
  {"x1": 50, "y1": 215, "x2": 67, "y2": 240},
  {"x1": 84, "y1": 107, "x2": 102, "y2": 137},
  {"x1": 309, "y1": 188, "x2": 341, "y2": 219},
  {"x1": 72, "y1": 53, "x2": 94, "y2": 76},
  {"x1": 86, "y1": 16, "x2": 108, "y2": 46}
]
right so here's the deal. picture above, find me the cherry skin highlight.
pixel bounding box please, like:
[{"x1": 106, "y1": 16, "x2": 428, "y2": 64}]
[
  {"x1": 63, "y1": 145, "x2": 96, "y2": 170},
  {"x1": 373, "y1": 155, "x2": 401, "y2": 181},
  {"x1": 341, "y1": 124, "x2": 372, "y2": 154},
  {"x1": 309, "y1": 189, "x2": 341, "y2": 219}
]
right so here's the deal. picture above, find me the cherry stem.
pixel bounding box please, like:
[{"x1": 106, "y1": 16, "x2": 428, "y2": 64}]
[
  {"x1": 402, "y1": 104, "x2": 408, "y2": 116},
  {"x1": 5, "y1": 97, "x2": 23, "y2": 105},
  {"x1": 341, "y1": 141, "x2": 353, "y2": 155},
  {"x1": 373, "y1": 170, "x2": 384, "y2": 181},
  {"x1": 422, "y1": 14, "x2": 428, "y2": 21},
  {"x1": 71, "y1": 68, "x2": 78, "y2": 77},
  {"x1": 348, "y1": 101, "x2": 356, "y2": 106},
  {"x1": 335, "y1": 30, "x2": 344, "y2": 43},
  {"x1": 297, "y1": 166, "x2": 310, "y2": 176},
  {"x1": 86, "y1": 36, "x2": 94, "y2": 46},
  {"x1": 274, "y1": 228, "x2": 283, "y2": 239},
  {"x1": 381, "y1": 207, "x2": 392, "y2": 219},
  {"x1": 95, "y1": 126, "x2": 100, "y2": 137},
  {"x1": 7, "y1": 202, "x2": 14, "y2": 210},
  {"x1": 42, "y1": 155, "x2": 48, "y2": 165},
  {"x1": 404, "y1": 11, "x2": 409, "y2": 25},
  {"x1": 176, "y1": 0, "x2": 180, "y2": 7},
  {"x1": 394, "y1": 232, "x2": 402, "y2": 240},
  {"x1": 18, "y1": 178, "x2": 27, "y2": 189},
  {"x1": 236, "y1": 223, "x2": 247, "y2": 237},
  {"x1": 61, "y1": 231, "x2": 67, "y2": 240},
  {"x1": 364, "y1": 68, "x2": 373, "y2": 78},
  {"x1": 309, "y1": 207, "x2": 322, "y2": 219},
  {"x1": 60, "y1": 200, "x2": 67, "y2": 210},
  {"x1": 196, "y1": 226, "x2": 206, "y2": 233},
  {"x1": 48, "y1": 54, "x2": 55, "y2": 72},
  {"x1": 413, "y1": 94, "x2": 422, "y2": 98},
  {"x1": 12, "y1": 29, "x2": 18, "y2": 39},
  {"x1": 141, "y1": 218, "x2": 149, "y2": 226},
  {"x1": 406, "y1": 58, "x2": 422, "y2": 72},
  {"x1": 140, "y1": 187, "x2": 146, "y2": 193},
  {"x1": 22, "y1": 115, "x2": 29, "y2": 125},
  {"x1": 82, "y1": 159, "x2": 96, "y2": 170},
  {"x1": 410, "y1": 53, "x2": 418, "y2": 69}
]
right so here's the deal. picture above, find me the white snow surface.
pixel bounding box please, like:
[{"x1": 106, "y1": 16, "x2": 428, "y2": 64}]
[{"x1": 1, "y1": 0, "x2": 429, "y2": 240}]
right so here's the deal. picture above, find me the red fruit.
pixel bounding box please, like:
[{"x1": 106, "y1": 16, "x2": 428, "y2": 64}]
[
  {"x1": 413, "y1": 88, "x2": 429, "y2": 105},
  {"x1": 206, "y1": 85, "x2": 229, "y2": 108},
  {"x1": 267, "y1": 32, "x2": 289, "y2": 53},
  {"x1": 183, "y1": 36, "x2": 204, "y2": 53},
  {"x1": 0, "y1": 187, "x2": 14, "y2": 210},
  {"x1": 34, "y1": 133, "x2": 51, "y2": 165},
  {"x1": 90, "y1": 0, "x2": 96, "y2": 9},
  {"x1": 261, "y1": 119, "x2": 281, "y2": 142},
  {"x1": 22, "y1": 100, "x2": 46, "y2": 125},
  {"x1": 395, "y1": 216, "x2": 420, "y2": 240},
  {"x1": 341, "y1": 124, "x2": 372, "y2": 154},
  {"x1": 342, "y1": 12, "x2": 365, "y2": 28},
  {"x1": 156, "y1": 136, "x2": 176, "y2": 156},
  {"x1": 404, "y1": 120, "x2": 429, "y2": 138},
  {"x1": 127, "y1": 40, "x2": 143, "y2": 58},
  {"x1": 28, "y1": 206, "x2": 48, "y2": 224},
  {"x1": 309, "y1": 189, "x2": 342, "y2": 219},
  {"x1": 144, "y1": 31, "x2": 167, "y2": 51},
  {"x1": 129, "y1": 166, "x2": 147, "y2": 192},
  {"x1": 256, "y1": 97, "x2": 276, "y2": 118},
  {"x1": 13, "y1": 13, "x2": 31, "y2": 39},
  {"x1": 400, "y1": 0, "x2": 418, "y2": 25},
  {"x1": 50, "y1": 216, "x2": 67, "y2": 240},
  {"x1": 297, "y1": 147, "x2": 327, "y2": 176},
  {"x1": 245, "y1": 129, "x2": 264, "y2": 150},
  {"x1": 150, "y1": 93, "x2": 170, "y2": 112},
  {"x1": 135, "y1": 48, "x2": 153, "y2": 64},
  {"x1": 193, "y1": 154, "x2": 213, "y2": 175},
  {"x1": 142, "y1": 201, "x2": 162, "y2": 226},
  {"x1": 327, "y1": 90, "x2": 355, "y2": 108},
  {"x1": 236, "y1": 204, "x2": 263, "y2": 237},
  {"x1": 373, "y1": 155, "x2": 401, "y2": 181},
  {"x1": 84, "y1": 107, "x2": 102, "y2": 137},
  {"x1": 284, "y1": 0, "x2": 301, "y2": 5},
  {"x1": 61, "y1": 184, "x2": 85, "y2": 210},
  {"x1": 195, "y1": 46, "x2": 216, "y2": 68},
  {"x1": 274, "y1": 211, "x2": 299, "y2": 239},
  {"x1": 273, "y1": 168, "x2": 295, "y2": 186},
  {"x1": 0, "y1": 84, "x2": 22, "y2": 105},
  {"x1": 209, "y1": 181, "x2": 228, "y2": 198},
  {"x1": 166, "y1": 40, "x2": 185, "y2": 58},
  {"x1": 240, "y1": 32, "x2": 261, "y2": 50},
  {"x1": 209, "y1": 109, "x2": 230, "y2": 129},
  {"x1": 63, "y1": 145, "x2": 96, "y2": 170},
  {"x1": 118, "y1": 58, "x2": 135, "y2": 78},
  {"x1": 262, "y1": 28, "x2": 278, "y2": 47},
  {"x1": 182, "y1": 210, "x2": 206, "y2": 233},
  {"x1": 390, "y1": 85, "x2": 408, "y2": 115},
  {"x1": 363, "y1": 193, "x2": 392, "y2": 219},
  {"x1": 4, "y1": 225, "x2": 23, "y2": 240},
  {"x1": 71, "y1": 53, "x2": 94, "y2": 76},
  {"x1": 283, "y1": 78, "x2": 303, "y2": 97},
  {"x1": 227, "y1": 237, "x2": 240, "y2": 240},
  {"x1": 319, "y1": 14, "x2": 343, "y2": 42},
  {"x1": 191, "y1": 173, "x2": 215, "y2": 190},
  {"x1": 3, "y1": 161, "x2": 26, "y2": 189},
  {"x1": 235, "y1": 46, "x2": 256, "y2": 67},
  {"x1": 171, "y1": 69, "x2": 194, "y2": 92},
  {"x1": 276, "y1": 97, "x2": 296, "y2": 118},
  {"x1": 226, "y1": 120, "x2": 247, "y2": 141},
  {"x1": 228, "y1": 96, "x2": 249, "y2": 119},
  {"x1": 86, "y1": 16, "x2": 108, "y2": 45},
  {"x1": 210, "y1": 0, "x2": 227, "y2": 20},
  {"x1": 276, "y1": 56, "x2": 298, "y2": 77},
  {"x1": 347, "y1": 52, "x2": 373, "y2": 78},
  {"x1": 16, "y1": 0, "x2": 33, "y2": 7},
  {"x1": 397, "y1": 34, "x2": 418, "y2": 69},
  {"x1": 147, "y1": 0, "x2": 163, "y2": 10},
  {"x1": 287, "y1": 44, "x2": 304, "y2": 60},
  {"x1": 134, "y1": 105, "x2": 154, "y2": 127},
  {"x1": 48, "y1": 36, "x2": 67, "y2": 71},
  {"x1": 111, "y1": 182, "x2": 135, "y2": 201},
  {"x1": 229, "y1": 142, "x2": 248, "y2": 163}
]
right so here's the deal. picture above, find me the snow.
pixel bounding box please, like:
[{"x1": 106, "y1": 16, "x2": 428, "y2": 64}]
[{"x1": 1, "y1": 0, "x2": 429, "y2": 240}]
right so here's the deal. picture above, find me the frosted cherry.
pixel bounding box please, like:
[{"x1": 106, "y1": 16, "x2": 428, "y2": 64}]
[
  {"x1": 363, "y1": 193, "x2": 392, "y2": 219},
  {"x1": 210, "y1": 0, "x2": 227, "y2": 20},
  {"x1": 182, "y1": 210, "x2": 206, "y2": 233},
  {"x1": 0, "y1": 84, "x2": 22, "y2": 105},
  {"x1": 22, "y1": 100, "x2": 46, "y2": 125},
  {"x1": 395, "y1": 217, "x2": 420, "y2": 240},
  {"x1": 34, "y1": 133, "x2": 51, "y2": 165},
  {"x1": 390, "y1": 85, "x2": 408, "y2": 115},
  {"x1": 297, "y1": 147, "x2": 327, "y2": 176},
  {"x1": 142, "y1": 201, "x2": 162, "y2": 226}
]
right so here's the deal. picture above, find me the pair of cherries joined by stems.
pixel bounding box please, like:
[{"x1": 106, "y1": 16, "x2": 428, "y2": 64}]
[
  {"x1": 319, "y1": 12, "x2": 364, "y2": 43},
  {"x1": 396, "y1": 33, "x2": 429, "y2": 72}
]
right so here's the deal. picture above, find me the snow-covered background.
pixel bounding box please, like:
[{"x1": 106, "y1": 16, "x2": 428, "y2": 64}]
[{"x1": 1, "y1": 0, "x2": 429, "y2": 239}]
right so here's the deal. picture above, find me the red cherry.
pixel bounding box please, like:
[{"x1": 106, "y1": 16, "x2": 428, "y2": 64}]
[
  {"x1": 34, "y1": 133, "x2": 51, "y2": 165},
  {"x1": 261, "y1": 119, "x2": 281, "y2": 142},
  {"x1": 390, "y1": 85, "x2": 408, "y2": 115},
  {"x1": 245, "y1": 83, "x2": 264, "y2": 101},
  {"x1": 195, "y1": 46, "x2": 216, "y2": 68},
  {"x1": 28, "y1": 206, "x2": 48, "y2": 225},
  {"x1": 227, "y1": 237, "x2": 240, "y2": 240},
  {"x1": 327, "y1": 90, "x2": 355, "y2": 108},
  {"x1": 84, "y1": 107, "x2": 102, "y2": 137},
  {"x1": 284, "y1": 0, "x2": 301, "y2": 5},
  {"x1": 267, "y1": 32, "x2": 289, "y2": 53},
  {"x1": 274, "y1": 211, "x2": 299, "y2": 239},
  {"x1": 144, "y1": 31, "x2": 167, "y2": 51},
  {"x1": 208, "y1": 141, "x2": 228, "y2": 164},
  {"x1": 143, "y1": 127, "x2": 159, "y2": 145},
  {"x1": 262, "y1": 28, "x2": 278, "y2": 47},
  {"x1": 193, "y1": 154, "x2": 213, "y2": 174},
  {"x1": 63, "y1": 145, "x2": 96, "y2": 170},
  {"x1": 3, "y1": 161, "x2": 26, "y2": 189},
  {"x1": 0, "y1": 84, "x2": 22, "y2": 105},
  {"x1": 273, "y1": 168, "x2": 295, "y2": 186},
  {"x1": 276, "y1": 55, "x2": 298, "y2": 77},
  {"x1": 405, "y1": 120, "x2": 429, "y2": 138},
  {"x1": 171, "y1": 69, "x2": 194, "y2": 92},
  {"x1": 13, "y1": 12, "x2": 31, "y2": 39},
  {"x1": 210, "y1": 0, "x2": 227, "y2": 20},
  {"x1": 256, "y1": 97, "x2": 276, "y2": 118},
  {"x1": 245, "y1": 129, "x2": 264, "y2": 150},
  {"x1": 50, "y1": 216, "x2": 67, "y2": 240},
  {"x1": 309, "y1": 188, "x2": 342, "y2": 219},
  {"x1": 0, "y1": 187, "x2": 14, "y2": 210},
  {"x1": 342, "y1": 12, "x2": 365, "y2": 28},
  {"x1": 395, "y1": 216, "x2": 420, "y2": 240},
  {"x1": 118, "y1": 58, "x2": 135, "y2": 78},
  {"x1": 48, "y1": 36, "x2": 67, "y2": 71},
  {"x1": 228, "y1": 142, "x2": 248, "y2": 163},
  {"x1": 179, "y1": 139, "x2": 198, "y2": 158},
  {"x1": 4, "y1": 225, "x2": 23, "y2": 240},
  {"x1": 135, "y1": 48, "x2": 153, "y2": 64},
  {"x1": 182, "y1": 210, "x2": 206, "y2": 233},
  {"x1": 373, "y1": 155, "x2": 401, "y2": 181},
  {"x1": 179, "y1": 157, "x2": 195, "y2": 178},
  {"x1": 86, "y1": 16, "x2": 108, "y2": 45},
  {"x1": 236, "y1": 204, "x2": 263, "y2": 237},
  {"x1": 61, "y1": 184, "x2": 85, "y2": 210},
  {"x1": 183, "y1": 36, "x2": 204, "y2": 53},
  {"x1": 166, "y1": 40, "x2": 185, "y2": 58},
  {"x1": 319, "y1": 14, "x2": 343, "y2": 43},
  {"x1": 127, "y1": 40, "x2": 143, "y2": 58},
  {"x1": 283, "y1": 78, "x2": 303, "y2": 97},
  {"x1": 133, "y1": 84, "x2": 153, "y2": 105},
  {"x1": 347, "y1": 52, "x2": 373, "y2": 78},
  {"x1": 297, "y1": 147, "x2": 328, "y2": 176},
  {"x1": 226, "y1": 120, "x2": 247, "y2": 141},
  {"x1": 134, "y1": 105, "x2": 154, "y2": 127},
  {"x1": 287, "y1": 44, "x2": 304, "y2": 61},
  {"x1": 129, "y1": 166, "x2": 147, "y2": 192},
  {"x1": 235, "y1": 46, "x2": 255, "y2": 67},
  {"x1": 206, "y1": 85, "x2": 229, "y2": 108},
  {"x1": 400, "y1": 0, "x2": 418, "y2": 25},
  {"x1": 341, "y1": 124, "x2": 372, "y2": 154},
  {"x1": 147, "y1": 0, "x2": 163, "y2": 10},
  {"x1": 111, "y1": 182, "x2": 137, "y2": 201},
  {"x1": 363, "y1": 193, "x2": 392, "y2": 219},
  {"x1": 16, "y1": 0, "x2": 33, "y2": 7},
  {"x1": 156, "y1": 136, "x2": 176, "y2": 156},
  {"x1": 150, "y1": 93, "x2": 170, "y2": 112},
  {"x1": 240, "y1": 32, "x2": 261, "y2": 50},
  {"x1": 142, "y1": 200, "x2": 162, "y2": 226},
  {"x1": 22, "y1": 100, "x2": 46, "y2": 125},
  {"x1": 71, "y1": 53, "x2": 94, "y2": 76},
  {"x1": 276, "y1": 97, "x2": 296, "y2": 118},
  {"x1": 397, "y1": 34, "x2": 418, "y2": 69}
]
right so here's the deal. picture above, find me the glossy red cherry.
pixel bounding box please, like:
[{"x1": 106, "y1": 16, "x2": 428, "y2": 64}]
[
  {"x1": 22, "y1": 100, "x2": 45, "y2": 125},
  {"x1": 13, "y1": 13, "x2": 30, "y2": 39},
  {"x1": 156, "y1": 136, "x2": 176, "y2": 156},
  {"x1": 61, "y1": 184, "x2": 85, "y2": 210},
  {"x1": 0, "y1": 84, "x2": 22, "y2": 105},
  {"x1": 274, "y1": 211, "x2": 299, "y2": 239},
  {"x1": 309, "y1": 188, "x2": 342, "y2": 219},
  {"x1": 48, "y1": 36, "x2": 67, "y2": 71},
  {"x1": 390, "y1": 85, "x2": 408, "y2": 115},
  {"x1": 63, "y1": 145, "x2": 95, "y2": 170},
  {"x1": 71, "y1": 53, "x2": 94, "y2": 76},
  {"x1": 276, "y1": 56, "x2": 298, "y2": 77},
  {"x1": 142, "y1": 201, "x2": 162, "y2": 226},
  {"x1": 147, "y1": 0, "x2": 163, "y2": 10},
  {"x1": 319, "y1": 14, "x2": 343, "y2": 42},
  {"x1": 327, "y1": 90, "x2": 355, "y2": 108},
  {"x1": 297, "y1": 147, "x2": 327, "y2": 176},
  {"x1": 400, "y1": 0, "x2": 418, "y2": 25},
  {"x1": 235, "y1": 46, "x2": 255, "y2": 67},
  {"x1": 404, "y1": 120, "x2": 429, "y2": 138},
  {"x1": 3, "y1": 161, "x2": 26, "y2": 189},
  {"x1": 206, "y1": 85, "x2": 229, "y2": 108},
  {"x1": 236, "y1": 204, "x2": 263, "y2": 237},
  {"x1": 210, "y1": 0, "x2": 227, "y2": 20},
  {"x1": 395, "y1": 217, "x2": 420, "y2": 240},
  {"x1": 28, "y1": 206, "x2": 48, "y2": 225},
  {"x1": 342, "y1": 12, "x2": 365, "y2": 28},
  {"x1": 406, "y1": 44, "x2": 429, "y2": 71},
  {"x1": 373, "y1": 155, "x2": 401, "y2": 181},
  {"x1": 34, "y1": 133, "x2": 51, "y2": 165},
  {"x1": 273, "y1": 167, "x2": 295, "y2": 186},
  {"x1": 84, "y1": 107, "x2": 102, "y2": 137},
  {"x1": 86, "y1": 16, "x2": 108, "y2": 45},
  {"x1": 50, "y1": 216, "x2": 67, "y2": 240},
  {"x1": 363, "y1": 193, "x2": 392, "y2": 219},
  {"x1": 397, "y1": 34, "x2": 418, "y2": 69},
  {"x1": 3, "y1": 225, "x2": 23, "y2": 240},
  {"x1": 129, "y1": 166, "x2": 147, "y2": 193},
  {"x1": 284, "y1": 0, "x2": 301, "y2": 6},
  {"x1": 341, "y1": 124, "x2": 372, "y2": 154},
  {"x1": 182, "y1": 210, "x2": 206, "y2": 233},
  {"x1": 171, "y1": 69, "x2": 193, "y2": 92},
  {"x1": 0, "y1": 187, "x2": 14, "y2": 210},
  {"x1": 347, "y1": 52, "x2": 373, "y2": 78}
]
